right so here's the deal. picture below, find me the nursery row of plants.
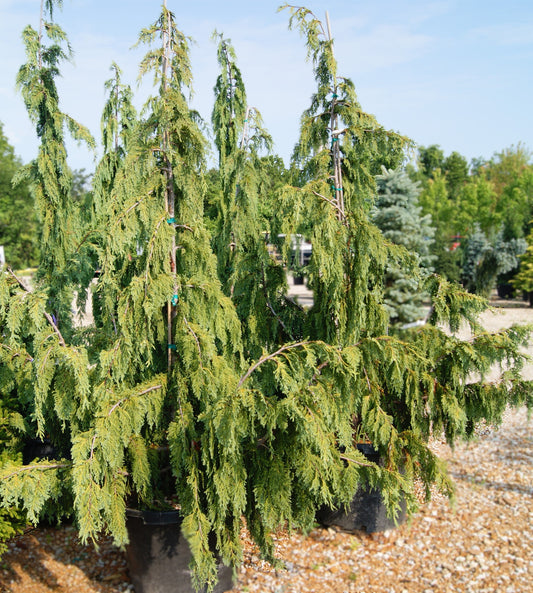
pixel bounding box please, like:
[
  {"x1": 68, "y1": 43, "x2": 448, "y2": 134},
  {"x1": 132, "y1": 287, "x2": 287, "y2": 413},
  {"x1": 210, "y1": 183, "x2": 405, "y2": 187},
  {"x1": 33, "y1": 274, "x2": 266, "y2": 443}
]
[{"x1": 1, "y1": 2, "x2": 532, "y2": 591}]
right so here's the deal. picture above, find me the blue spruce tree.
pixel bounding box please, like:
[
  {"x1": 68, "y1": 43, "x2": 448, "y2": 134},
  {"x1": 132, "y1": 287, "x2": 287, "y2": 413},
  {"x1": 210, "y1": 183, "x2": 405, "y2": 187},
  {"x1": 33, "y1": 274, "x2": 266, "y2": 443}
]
[{"x1": 373, "y1": 166, "x2": 435, "y2": 326}]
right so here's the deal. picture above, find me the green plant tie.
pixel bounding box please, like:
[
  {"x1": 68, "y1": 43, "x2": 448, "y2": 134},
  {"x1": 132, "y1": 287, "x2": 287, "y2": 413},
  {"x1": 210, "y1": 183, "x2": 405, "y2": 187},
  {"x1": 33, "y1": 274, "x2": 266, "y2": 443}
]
[
  {"x1": 171, "y1": 294, "x2": 179, "y2": 306},
  {"x1": 168, "y1": 344, "x2": 177, "y2": 351},
  {"x1": 332, "y1": 93, "x2": 338, "y2": 98},
  {"x1": 167, "y1": 217, "x2": 176, "y2": 224}
]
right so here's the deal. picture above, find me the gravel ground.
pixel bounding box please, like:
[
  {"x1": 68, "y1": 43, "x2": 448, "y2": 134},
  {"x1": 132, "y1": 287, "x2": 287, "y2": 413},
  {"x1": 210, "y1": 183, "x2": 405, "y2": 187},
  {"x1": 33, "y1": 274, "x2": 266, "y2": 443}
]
[
  {"x1": 1, "y1": 302, "x2": 532, "y2": 593},
  {"x1": 230, "y1": 405, "x2": 532, "y2": 593}
]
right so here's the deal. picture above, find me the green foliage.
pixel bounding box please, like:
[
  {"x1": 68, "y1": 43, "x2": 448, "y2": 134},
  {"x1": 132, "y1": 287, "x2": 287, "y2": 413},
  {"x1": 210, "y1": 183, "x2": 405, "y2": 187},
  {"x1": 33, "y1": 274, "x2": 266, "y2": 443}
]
[
  {"x1": 488, "y1": 145, "x2": 533, "y2": 241},
  {"x1": 279, "y1": 4, "x2": 409, "y2": 346},
  {"x1": 210, "y1": 33, "x2": 297, "y2": 357},
  {"x1": 0, "y1": 496, "x2": 26, "y2": 558},
  {"x1": 511, "y1": 224, "x2": 533, "y2": 297},
  {"x1": 443, "y1": 151, "x2": 469, "y2": 198},
  {"x1": 415, "y1": 143, "x2": 533, "y2": 287},
  {"x1": 0, "y1": 396, "x2": 27, "y2": 558},
  {"x1": 418, "y1": 144, "x2": 445, "y2": 177},
  {"x1": 0, "y1": 123, "x2": 39, "y2": 270}
]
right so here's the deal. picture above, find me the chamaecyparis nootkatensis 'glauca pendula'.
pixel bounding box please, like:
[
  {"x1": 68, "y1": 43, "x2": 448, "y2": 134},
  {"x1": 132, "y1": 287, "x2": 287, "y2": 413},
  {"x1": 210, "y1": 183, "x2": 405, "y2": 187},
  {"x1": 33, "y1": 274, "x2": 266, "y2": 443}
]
[
  {"x1": 275, "y1": 1, "x2": 533, "y2": 525},
  {"x1": 0, "y1": 0, "x2": 95, "y2": 551},
  {"x1": 211, "y1": 33, "x2": 303, "y2": 358}
]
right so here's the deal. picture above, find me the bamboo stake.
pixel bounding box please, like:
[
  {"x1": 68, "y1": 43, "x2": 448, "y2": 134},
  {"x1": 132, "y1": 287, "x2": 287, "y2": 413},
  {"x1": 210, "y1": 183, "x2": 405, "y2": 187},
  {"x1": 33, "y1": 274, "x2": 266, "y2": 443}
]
[
  {"x1": 240, "y1": 105, "x2": 251, "y2": 150},
  {"x1": 161, "y1": 2, "x2": 178, "y2": 371}
]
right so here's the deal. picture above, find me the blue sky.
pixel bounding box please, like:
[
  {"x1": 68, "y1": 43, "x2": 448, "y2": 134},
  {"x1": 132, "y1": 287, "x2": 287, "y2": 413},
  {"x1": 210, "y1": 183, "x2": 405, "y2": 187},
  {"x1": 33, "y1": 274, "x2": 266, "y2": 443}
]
[{"x1": 1, "y1": 0, "x2": 532, "y2": 173}]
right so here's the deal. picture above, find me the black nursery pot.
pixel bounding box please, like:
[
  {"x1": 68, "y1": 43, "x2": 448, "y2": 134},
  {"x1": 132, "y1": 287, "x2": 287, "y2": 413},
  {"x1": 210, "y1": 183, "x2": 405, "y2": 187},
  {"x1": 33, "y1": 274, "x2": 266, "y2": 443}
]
[
  {"x1": 125, "y1": 509, "x2": 233, "y2": 593},
  {"x1": 316, "y1": 443, "x2": 407, "y2": 533}
]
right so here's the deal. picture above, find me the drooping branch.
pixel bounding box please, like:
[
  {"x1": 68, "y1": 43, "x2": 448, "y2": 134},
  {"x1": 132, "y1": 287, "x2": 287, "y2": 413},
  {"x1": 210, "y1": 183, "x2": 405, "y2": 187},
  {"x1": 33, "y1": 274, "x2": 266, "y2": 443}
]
[
  {"x1": 144, "y1": 214, "x2": 167, "y2": 291},
  {"x1": 0, "y1": 343, "x2": 34, "y2": 363},
  {"x1": 237, "y1": 341, "x2": 315, "y2": 389},
  {"x1": 7, "y1": 267, "x2": 66, "y2": 347},
  {"x1": 2, "y1": 461, "x2": 71, "y2": 481},
  {"x1": 107, "y1": 384, "x2": 164, "y2": 417},
  {"x1": 183, "y1": 316, "x2": 203, "y2": 368},
  {"x1": 311, "y1": 189, "x2": 346, "y2": 221}
]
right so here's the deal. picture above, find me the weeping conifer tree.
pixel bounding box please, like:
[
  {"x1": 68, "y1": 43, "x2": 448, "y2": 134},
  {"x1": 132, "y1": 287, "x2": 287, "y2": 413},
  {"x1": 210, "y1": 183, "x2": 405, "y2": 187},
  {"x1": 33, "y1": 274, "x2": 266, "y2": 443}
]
[
  {"x1": 278, "y1": 5, "x2": 408, "y2": 347},
  {"x1": 0, "y1": 0, "x2": 97, "y2": 551},
  {"x1": 74, "y1": 5, "x2": 250, "y2": 588},
  {"x1": 211, "y1": 33, "x2": 302, "y2": 357},
  {"x1": 14, "y1": 0, "x2": 95, "y2": 332},
  {"x1": 275, "y1": 2, "x2": 533, "y2": 522},
  {"x1": 0, "y1": 3, "x2": 246, "y2": 588},
  {"x1": 92, "y1": 62, "x2": 137, "y2": 218},
  {"x1": 0, "y1": 0, "x2": 95, "y2": 456}
]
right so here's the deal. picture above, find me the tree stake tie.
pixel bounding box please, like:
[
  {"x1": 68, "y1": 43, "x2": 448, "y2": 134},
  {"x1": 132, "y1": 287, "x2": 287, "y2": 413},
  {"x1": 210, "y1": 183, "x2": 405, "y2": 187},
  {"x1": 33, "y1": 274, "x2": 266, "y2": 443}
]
[
  {"x1": 167, "y1": 217, "x2": 176, "y2": 224},
  {"x1": 167, "y1": 344, "x2": 177, "y2": 351},
  {"x1": 171, "y1": 294, "x2": 179, "y2": 306}
]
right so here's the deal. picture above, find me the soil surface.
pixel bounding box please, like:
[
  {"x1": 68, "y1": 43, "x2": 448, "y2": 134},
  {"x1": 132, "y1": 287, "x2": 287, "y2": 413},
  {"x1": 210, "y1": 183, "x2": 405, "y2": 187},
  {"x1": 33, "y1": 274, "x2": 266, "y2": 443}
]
[{"x1": 1, "y1": 299, "x2": 532, "y2": 593}]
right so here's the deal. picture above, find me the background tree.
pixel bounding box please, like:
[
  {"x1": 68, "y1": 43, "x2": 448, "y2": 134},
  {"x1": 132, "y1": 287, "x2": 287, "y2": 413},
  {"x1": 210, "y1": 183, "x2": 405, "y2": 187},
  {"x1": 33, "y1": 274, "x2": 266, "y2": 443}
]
[
  {"x1": 417, "y1": 144, "x2": 444, "y2": 178},
  {"x1": 488, "y1": 145, "x2": 533, "y2": 241},
  {"x1": 0, "y1": 122, "x2": 39, "y2": 270},
  {"x1": 413, "y1": 143, "x2": 532, "y2": 290},
  {"x1": 461, "y1": 224, "x2": 526, "y2": 297},
  {"x1": 512, "y1": 224, "x2": 533, "y2": 303},
  {"x1": 373, "y1": 166, "x2": 435, "y2": 326},
  {"x1": 442, "y1": 150, "x2": 469, "y2": 199},
  {"x1": 416, "y1": 168, "x2": 462, "y2": 281},
  {"x1": 454, "y1": 175, "x2": 500, "y2": 239}
]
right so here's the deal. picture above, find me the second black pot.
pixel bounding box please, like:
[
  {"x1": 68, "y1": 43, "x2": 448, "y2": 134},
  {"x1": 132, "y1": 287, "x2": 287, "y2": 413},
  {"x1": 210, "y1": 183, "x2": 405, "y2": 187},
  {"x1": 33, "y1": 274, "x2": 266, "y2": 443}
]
[
  {"x1": 316, "y1": 444, "x2": 406, "y2": 533},
  {"x1": 125, "y1": 509, "x2": 233, "y2": 593}
]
